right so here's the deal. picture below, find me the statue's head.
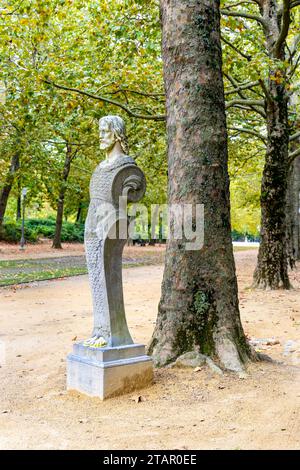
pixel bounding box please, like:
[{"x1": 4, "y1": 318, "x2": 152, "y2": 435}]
[{"x1": 99, "y1": 115, "x2": 128, "y2": 154}]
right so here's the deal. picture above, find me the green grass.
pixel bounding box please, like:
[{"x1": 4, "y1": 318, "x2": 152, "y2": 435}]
[
  {"x1": 0, "y1": 265, "x2": 88, "y2": 286},
  {"x1": 0, "y1": 245, "x2": 257, "y2": 287},
  {"x1": 233, "y1": 246, "x2": 258, "y2": 252},
  {"x1": 0, "y1": 258, "x2": 162, "y2": 287}
]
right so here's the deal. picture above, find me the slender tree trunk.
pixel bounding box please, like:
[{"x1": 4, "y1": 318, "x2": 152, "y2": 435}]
[
  {"x1": 296, "y1": 157, "x2": 300, "y2": 260},
  {"x1": 52, "y1": 145, "x2": 73, "y2": 249},
  {"x1": 0, "y1": 154, "x2": 19, "y2": 226},
  {"x1": 253, "y1": 1, "x2": 291, "y2": 289},
  {"x1": 16, "y1": 179, "x2": 21, "y2": 221},
  {"x1": 75, "y1": 200, "x2": 82, "y2": 223},
  {"x1": 148, "y1": 0, "x2": 254, "y2": 371},
  {"x1": 286, "y1": 155, "x2": 300, "y2": 266},
  {"x1": 253, "y1": 82, "x2": 290, "y2": 288}
]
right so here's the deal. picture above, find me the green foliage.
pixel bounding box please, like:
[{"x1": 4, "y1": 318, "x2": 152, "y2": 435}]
[
  {"x1": 1, "y1": 0, "x2": 299, "y2": 238},
  {"x1": 0, "y1": 222, "x2": 38, "y2": 242},
  {"x1": 27, "y1": 218, "x2": 84, "y2": 242},
  {"x1": 0, "y1": 218, "x2": 84, "y2": 242}
]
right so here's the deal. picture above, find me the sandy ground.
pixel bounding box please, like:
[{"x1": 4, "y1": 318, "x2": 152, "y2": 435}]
[{"x1": 0, "y1": 250, "x2": 300, "y2": 450}]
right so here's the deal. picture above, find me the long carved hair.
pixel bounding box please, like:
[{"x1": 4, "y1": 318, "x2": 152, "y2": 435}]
[{"x1": 99, "y1": 115, "x2": 129, "y2": 154}]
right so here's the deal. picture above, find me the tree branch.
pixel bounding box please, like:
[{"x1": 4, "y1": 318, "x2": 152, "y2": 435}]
[
  {"x1": 225, "y1": 79, "x2": 260, "y2": 96},
  {"x1": 289, "y1": 130, "x2": 300, "y2": 142},
  {"x1": 224, "y1": 1, "x2": 257, "y2": 9},
  {"x1": 228, "y1": 126, "x2": 267, "y2": 143},
  {"x1": 44, "y1": 80, "x2": 166, "y2": 121},
  {"x1": 221, "y1": 8, "x2": 267, "y2": 27},
  {"x1": 273, "y1": 0, "x2": 291, "y2": 59},
  {"x1": 224, "y1": 73, "x2": 266, "y2": 118},
  {"x1": 291, "y1": 0, "x2": 300, "y2": 8},
  {"x1": 226, "y1": 99, "x2": 265, "y2": 109},
  {"x1": 258, "y1": 78, "x2": 273, "y2": 102},
  {"x1": 288, "y1": 53, "x2": 300, "y2": 79},
  {"x1": 221, "y1": 34, "x2": 252, "y2": 61},
  {"x1": 108, "y1": 88, "x2": 165, "y2": 99},
  {"x1": 43, "y1": 140, "x2": 96, "y2": 148},
  {"x1": 289, "y1": 146, "x2": 300, "y2": 164}
]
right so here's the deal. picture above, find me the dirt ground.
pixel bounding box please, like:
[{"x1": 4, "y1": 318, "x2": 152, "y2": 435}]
[{"x1": 0, "y1": 249, "x2": 299, "y2": 450}]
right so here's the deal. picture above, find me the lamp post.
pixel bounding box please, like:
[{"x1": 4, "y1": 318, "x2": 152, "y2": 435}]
[{"x1": 19, "y1": 187, "x2": 28, "y2": 250}]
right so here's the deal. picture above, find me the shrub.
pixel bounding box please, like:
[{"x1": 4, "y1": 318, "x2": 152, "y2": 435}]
[
  {"x1": 0, "y1": 222, "x2": 38, "y2": 243},
  {"x1": 0, "y1": 218, "x2": 84, "y2": 243}
]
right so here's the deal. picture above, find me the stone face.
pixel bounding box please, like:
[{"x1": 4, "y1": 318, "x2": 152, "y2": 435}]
[{"x1": 67, "y1": 343, "x2": 153, "y2": 399}]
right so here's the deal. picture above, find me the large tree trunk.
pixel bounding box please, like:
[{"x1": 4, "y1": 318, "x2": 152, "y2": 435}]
[
  {"x1": 52, "y1": 145, "x2": 73, "y2": 249},
  {"x1": 253, "y1": 1, "x2": 291, "y2": 289},
  {"x1": 148, "y1": 0, "x2": 254, "y2": 371},
  {"x1": 0, "y1": 154, "x2": 19, "y2": 226}
]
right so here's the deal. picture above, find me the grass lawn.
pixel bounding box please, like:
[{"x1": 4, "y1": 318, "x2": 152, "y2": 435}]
[{"x1": 0, "y1": 245, "x2": 256, "y2": 287}]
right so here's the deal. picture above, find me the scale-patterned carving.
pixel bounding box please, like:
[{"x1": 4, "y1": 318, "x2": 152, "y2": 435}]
[{"x1": 84, "y1": 155, "x2": 146, "y2": 347}]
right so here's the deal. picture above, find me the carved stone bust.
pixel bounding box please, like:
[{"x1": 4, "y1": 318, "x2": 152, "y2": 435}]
[{"x1": 84, "y1": 115, "x2": 146, "y2": 348}]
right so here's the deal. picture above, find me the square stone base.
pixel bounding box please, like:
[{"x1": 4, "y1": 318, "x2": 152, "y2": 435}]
[{"x1": 67, "y1": 342, "x2": 153, "y2": 400}]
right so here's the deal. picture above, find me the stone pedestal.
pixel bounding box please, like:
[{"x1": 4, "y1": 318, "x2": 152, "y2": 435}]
[{"x1": 67, "y1": 342, "x2": 153, "y2": 400}]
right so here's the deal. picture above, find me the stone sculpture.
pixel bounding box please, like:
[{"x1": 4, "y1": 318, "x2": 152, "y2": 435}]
[
  {"x1": 67, "y1": 115, "x2": 153, "y2": 399},
  {"x1": 84, "y1": 115, "x2": 146, "y2": 348}
]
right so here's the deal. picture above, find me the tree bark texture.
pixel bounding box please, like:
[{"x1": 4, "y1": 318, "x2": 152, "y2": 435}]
[
  {"x1": 286, "y1": 156, "x2": 300, "y2": 264},
  {"x1": 253, "y1": 0, "x2": 291, "y2": 289},
  {"x1": 148, "y1": 0, "x2": 254, "y2": 371}
]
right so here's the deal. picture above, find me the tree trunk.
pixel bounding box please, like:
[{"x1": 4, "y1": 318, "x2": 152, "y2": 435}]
[
  {"x1": 75, "y1": 200, "x2": 82, "y2": 223},
  {"x1": 286, "y1": 156, "x2": 300, "y2": 266},
  {"x1": 0, "y1": 154, "x2": 19, "y2": 226},
  {"x1": 16, "y1": 179, "x2": 21, "y2": 221},
  {"x1": 52, "y1": 145, "x2": 73, "y2": 249},
  {"x1": 295, "y1": 157, "x2": 300, "y2": 260},
  {"x1": 253, "y1": 83, "x2": 290, "y2": 288},
  {"x1": 253, "y1": 1, "x2": 291, "y2": 289},
  {"x1": 287, "y1": 157, "x2": 300, "y2": 262},
  {"x1": 148, "y1": 0, "x2": 254, "y2": 371}
]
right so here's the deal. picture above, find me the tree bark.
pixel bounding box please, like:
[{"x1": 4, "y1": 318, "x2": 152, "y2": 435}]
[
  {"x1": 253, "y1": 82, "x2": 290, "y2": 288},
  {"x1": 295, "y1": 157, "x2": 300, "y2": 260},
  {"x1": 253, "y1": 1, "x2": 291, "y2": 289},
  {"x1": 52, "y1": 145, "x2": 73, "y2": 249},
  {"x1": 0, "y1": 154, "x2": 19, "y2": 226},
  {"x1": 148, "y1": 0, "x2": 254, "y2": 371},
  {"x1": 286, "y1": 156, "x2": 300, "y2": 263},
  {"x1": 75, "y1": 200, "x2": 83, "y2": 223}
]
